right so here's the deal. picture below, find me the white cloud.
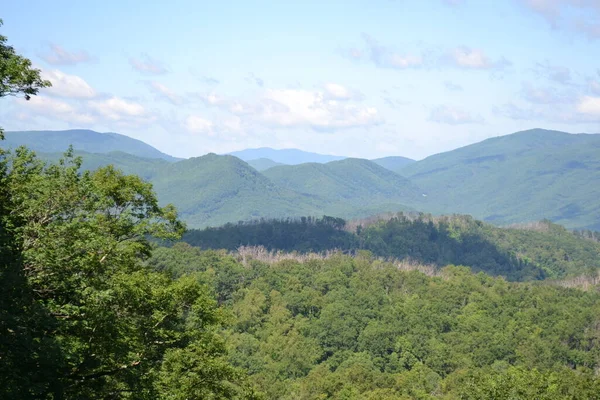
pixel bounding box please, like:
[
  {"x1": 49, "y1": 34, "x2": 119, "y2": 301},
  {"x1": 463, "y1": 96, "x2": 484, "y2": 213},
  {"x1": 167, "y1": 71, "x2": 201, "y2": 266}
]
[
  {"x1": 19, "y1": 96, "x2": 95, "y2": 125},
  {"x1": 195, "y1": 87, "x2": 379, "y2": 131},
  {"x1": 576, "y1": 96, "x2": 600, "y2": 116},
  {"x1": 146, "y1": 81, "x2": 183, "y2": 105},
  {"x1": 184, "y1": 115, "x2": 214, "y2": 134},
  {"x1": 428, "y1": 105, "x2": 484, "y2": 124},
  {"x1": 258, "y1": 89, "x2": 380, "y2": 130},
  {"x1": 323, "y1": 83, "x2": 352, "y2": 100},
  {"x1": 88, "y1": 97, "x2": 149, "y2": 121},
  {"x1": 445, "y1": 47, "x2": 511, "y2": 70},
  {"x1": 40, "y1": 44, "x2": 93, "y2": 65},
  {"x1": 42, "y1": 70, "x2": 96, "y2": 99},
  {"x1": 129, "y1": 54, "x2": 169, "y2": 74},
  {"x1": 450, "y1": 47, "x2": 491, "y2": 69},
  {"x1": 388, "y1": 54, "x2": 424, "y2": 68},
  {"x1": 323, "y1": 83, "x2": 363, "y2": 101}
]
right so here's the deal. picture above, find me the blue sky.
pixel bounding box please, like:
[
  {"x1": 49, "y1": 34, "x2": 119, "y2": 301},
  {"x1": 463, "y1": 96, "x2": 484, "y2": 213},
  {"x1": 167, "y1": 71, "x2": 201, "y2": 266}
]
[{"x1": 2, "y1": 0, "x2": 600, "y2": 159}]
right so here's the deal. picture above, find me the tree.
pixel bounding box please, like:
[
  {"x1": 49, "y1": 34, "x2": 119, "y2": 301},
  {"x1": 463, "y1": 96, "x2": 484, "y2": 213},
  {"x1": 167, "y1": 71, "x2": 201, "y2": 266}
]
[
  {"x1": 0, "y1": 18, "x2": 51, "y2": 138},
  {"x1": 1, "y1": 148, "x2": 260, "y2": 398}
]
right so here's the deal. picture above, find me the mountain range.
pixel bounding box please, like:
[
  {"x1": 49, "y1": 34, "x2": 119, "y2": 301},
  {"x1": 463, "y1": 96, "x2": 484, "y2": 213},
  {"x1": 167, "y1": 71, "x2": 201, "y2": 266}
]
[
  {"x1": 3, "y1": 129, "x2": 180, "y2": 162},
  {"x1": 228, "y1": 147, "x2": 346, "y2": 164},
  {"x1": 2, "y1": 128, "x2": 599, "y2": 230}
]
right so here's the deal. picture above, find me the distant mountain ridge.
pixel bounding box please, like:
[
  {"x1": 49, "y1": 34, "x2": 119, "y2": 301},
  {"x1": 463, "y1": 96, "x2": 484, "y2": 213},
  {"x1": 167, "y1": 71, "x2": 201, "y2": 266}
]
[
  {"x1": 246, "y1": 158, "x2": 285, "y2": 171},
  {"x1": 228, "y1": 147, "x2": 346, "y2": 164},
  {"x1": 2, "y1": 129, "x2": 180, "y2": 162},
  {"x1": 263, "y1": 158, "x2": 422, "y2": 207},
  {"x1": 13, "y1": 127, "x2": 600, "y2": 230},
  {"x1": 401, "y1": 128, "x2": 600, "y2": 229},
  {"x1": 371, "y1": 156, "x2": 416, "y2": 172}
]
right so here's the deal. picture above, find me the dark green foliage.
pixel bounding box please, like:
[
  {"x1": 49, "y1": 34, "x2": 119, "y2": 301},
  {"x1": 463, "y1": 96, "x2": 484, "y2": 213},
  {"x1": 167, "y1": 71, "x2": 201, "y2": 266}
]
[
  {"x1": 183, "y1": 216, "x2": 355, "y2": 253},
  {"x1": 184, "y1": 214, "x2": 600, "y2": 281},
  {"x1": 0, "y1": 148, "x2": 255, "y2": 399},
  {"x1": 148, "y1": 248, "x2": 600, "y2": 399}
]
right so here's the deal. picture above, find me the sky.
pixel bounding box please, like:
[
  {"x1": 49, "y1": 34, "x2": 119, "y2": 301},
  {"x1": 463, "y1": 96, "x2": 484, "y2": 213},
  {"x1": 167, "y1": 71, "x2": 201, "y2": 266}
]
[{"x1": 1, "y1": 0, "x2": 600, "y2": 160}]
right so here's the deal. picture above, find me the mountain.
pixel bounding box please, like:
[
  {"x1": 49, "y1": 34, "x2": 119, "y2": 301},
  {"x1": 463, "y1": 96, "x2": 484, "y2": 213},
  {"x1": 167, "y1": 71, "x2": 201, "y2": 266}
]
[
  {"x1": 371, "y1": 156, "x2": 416, "y2": 172},
  {"x1": 263, "y1": 158, "x2": 424, "y2": 212},
  {"x1": 3, "y1": 129, "x2": 180, "y2": 162},
  {"x1": 26, "y1": 127, "x2": 600, "y2": 230},
  {"x1": 228, "y1": 147, "x2": 346, "y2": 164},
  {"x1": 399, "y1": 128, "x2": 600, "y2": 229},
  {"x1": 38, "y1": 151, "x2": 168, "y2": 181},
  {"x1": 147, "y1": 153, "x2": 326, "y2": 227},
  {"x1": 246, "y1": 158, "x2": 285, "y2": 171}
]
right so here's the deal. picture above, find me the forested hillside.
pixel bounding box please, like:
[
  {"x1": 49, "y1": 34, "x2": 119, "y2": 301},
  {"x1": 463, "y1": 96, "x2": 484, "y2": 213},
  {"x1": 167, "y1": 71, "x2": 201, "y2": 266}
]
[
  {"x1": 13, "y1": 127, "x2": 600, "y2": 230},
  {"x1": 147, "y1": 245, "x2": 600, "y2": 399},
  {"x1": 4, "y1": 130, "x2": 180, "y2": 161},
  {"x1": 38, "y1": 150, "x2": 168, "y2": 180},
  {"x1": 183, "y1": 214, "x2": 600, "y2": 281},
  {"x1": 263, "y1": 158, "x2": 423, "y2": 207},
  {"x1": 371, "y1": 156, "x2": 416, "y2": 172},
  {"x1": 36, "y1": 151, "x2": 417, "y2": 228},
  {"x1": 246, "y1": 158, "x2": 285, "y2": 171},
  {"x1": 148, "y1": 153, "x2": 327, "y2": 227},
  {"x1": 400, "y1": 129, "x2": 600, "y2": 230}
]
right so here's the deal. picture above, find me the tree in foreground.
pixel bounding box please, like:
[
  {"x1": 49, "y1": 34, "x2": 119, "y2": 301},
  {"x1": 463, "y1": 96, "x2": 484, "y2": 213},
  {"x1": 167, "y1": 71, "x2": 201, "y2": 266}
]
[
  {"x1": 0, "y1": 18, "x2": 50, "y2": 139},
  {"x1": 1, "y1": 148, "x2": 259, "y2": 399},
  {"x1": 0, "y1": 19, "x2": 257, "y2": 399}
]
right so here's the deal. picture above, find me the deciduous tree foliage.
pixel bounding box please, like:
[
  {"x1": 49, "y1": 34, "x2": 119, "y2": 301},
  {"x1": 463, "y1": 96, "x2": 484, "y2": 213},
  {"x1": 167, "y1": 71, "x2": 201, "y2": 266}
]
[
  {"x1": 149, "y1": 246, "x2": 600, "y2": 399},
  {"x1": 183, "y1": 213, "x2": 600, "y2": 281},
  {"x1": 1, "y1": 20, "x2": 258, "y2": 398},
  {"x1": 0, "y1": 148, "x2": 259, "y2": 398},
  {"x1": 0, "y1": 18, "x2": 51, "y2": 138}
]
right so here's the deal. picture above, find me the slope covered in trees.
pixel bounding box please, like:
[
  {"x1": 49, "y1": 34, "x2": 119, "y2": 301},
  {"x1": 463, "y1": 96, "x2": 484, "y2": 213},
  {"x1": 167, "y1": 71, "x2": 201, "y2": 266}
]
[
  {"x1": 399, "y1": 129, "x2": 600, "y2": 230},
  {"x1": 371, "y1": 155, "x2": 416, "y2": 172},
  {"x1": 38, "y1": 150, "x2": 169, "y2": 180},
  {"x1": 4, "y1": 130, "x2": 180, "y2": 161},
  {"x1": 183, "y1": 214, "x2": 600, "y2": 281},
  {"x1": 246, "y1": 158, "x2": 285, "y2": 171},
  {"x1": 263, "y1": 158, "x2": 423, "y2": 208},
  {"x1": 148, "y1": 153, "x2": 327, "y2": 228},
  {"x1": 147, "y1": 245, "x2": 600, "y2": 399},
  {"x1": 36, "y1": 151, "x2": 417, "y2": 228},
  {"x1": 13, "y1": 127, "x2": 600, "y2": 230}
]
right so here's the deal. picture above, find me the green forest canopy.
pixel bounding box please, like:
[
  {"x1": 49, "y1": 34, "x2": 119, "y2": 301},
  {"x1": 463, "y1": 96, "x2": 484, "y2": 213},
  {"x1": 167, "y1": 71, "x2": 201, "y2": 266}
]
[{"x1": 183, "y1": 214, "x2": 600, "y2": 281}]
